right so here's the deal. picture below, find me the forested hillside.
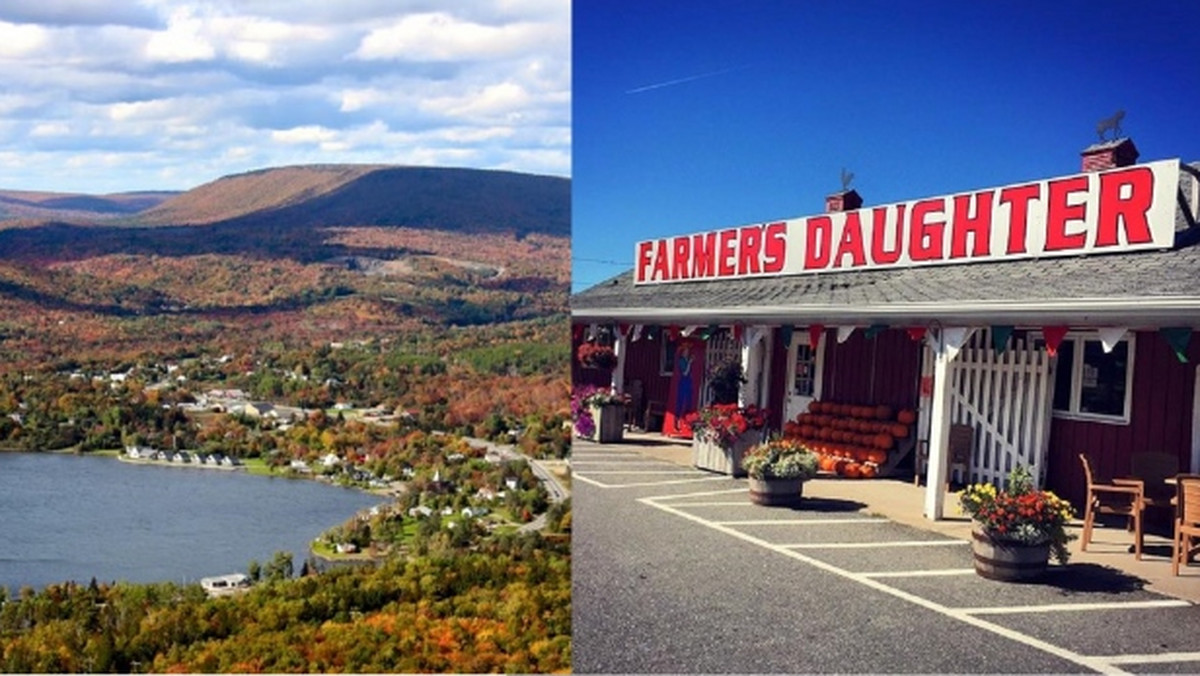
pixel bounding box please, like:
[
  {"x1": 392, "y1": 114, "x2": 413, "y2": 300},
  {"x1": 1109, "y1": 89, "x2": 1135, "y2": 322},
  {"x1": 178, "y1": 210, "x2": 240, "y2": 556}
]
[{"x1": 0, "y1": 165, "x2": 572, "y2": 672}]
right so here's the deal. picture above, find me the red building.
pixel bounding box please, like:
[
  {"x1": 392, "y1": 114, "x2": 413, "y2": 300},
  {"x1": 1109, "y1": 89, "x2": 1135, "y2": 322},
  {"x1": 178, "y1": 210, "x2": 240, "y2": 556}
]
[{"x1": 572, "y1": 138, "x2": 1200, "y2": 520}]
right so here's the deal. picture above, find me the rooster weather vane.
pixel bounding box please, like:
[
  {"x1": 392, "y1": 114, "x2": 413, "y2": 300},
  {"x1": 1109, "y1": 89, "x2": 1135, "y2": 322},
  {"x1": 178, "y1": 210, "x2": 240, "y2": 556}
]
[{"x1": 1096, "y1": 109, "x2": 1125, "y2": 142}]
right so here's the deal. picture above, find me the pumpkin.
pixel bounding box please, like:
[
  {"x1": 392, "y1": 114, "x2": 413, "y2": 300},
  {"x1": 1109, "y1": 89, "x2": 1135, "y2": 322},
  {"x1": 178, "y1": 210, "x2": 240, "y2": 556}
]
[
  {"x1": 860, "y1": 463, "x2": 878, "y2": 479},
  {"x1": 833, "y1": 458, "x2": 849, "y2": 476},
  {"x1": 891, "y1": 424, "x2": 910, "y2": 438},
  {"x1": 875, "y1": 434, "x2": 894, "y2": 450},
  {"x1": 843, "y1": 462, "x2": 862, "y2": 479},
  {"x1": 819, "y1": 455, "x2": 837, "y2": 472},
  {"x1": 865, "y1": 450, "x2": 888, "y2": 465},
  {"x1": 808, "y1": 400, "x2": 822, "y2": 413},
  {"x1": 874, "y1": 404, "x2": 893, "y2": 420},
  {"x1": 897, "y1": 409, "x2": 917, "y2": 424}
]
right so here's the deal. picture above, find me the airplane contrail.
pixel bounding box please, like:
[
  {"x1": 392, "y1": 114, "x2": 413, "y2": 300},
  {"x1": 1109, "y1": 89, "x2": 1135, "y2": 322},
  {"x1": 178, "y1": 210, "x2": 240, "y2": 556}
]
[{"x1": 625, "y1": 66, "x2": 745, "y2": 94}]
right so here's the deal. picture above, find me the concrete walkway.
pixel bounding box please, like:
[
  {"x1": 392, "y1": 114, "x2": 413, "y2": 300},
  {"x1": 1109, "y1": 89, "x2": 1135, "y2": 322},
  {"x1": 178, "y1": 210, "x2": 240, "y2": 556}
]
[{"x1": 606, "y1": 431, "x2": 1200, "y2": 605}]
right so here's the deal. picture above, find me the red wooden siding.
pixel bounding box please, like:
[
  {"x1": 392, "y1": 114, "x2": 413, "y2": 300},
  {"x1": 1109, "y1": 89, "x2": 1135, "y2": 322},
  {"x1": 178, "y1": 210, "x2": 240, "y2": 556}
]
[
  {"x1": 1044, "y1": 330, "x2": 1199, "y2": 509},
  {"x1": 820, "y1": 329, "x2": 922, "y2": 412},
  {"x1": 766, "y1": 327, "x2": 921, "y2": 431}
]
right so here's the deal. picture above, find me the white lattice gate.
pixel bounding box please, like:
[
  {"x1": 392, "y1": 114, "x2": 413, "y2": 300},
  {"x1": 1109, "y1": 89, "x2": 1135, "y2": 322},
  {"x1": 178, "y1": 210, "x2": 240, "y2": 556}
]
[
  {"x1": 948, "y1": 328, "x2": 1055, "y2": 489},
  {"x1": 702, "y1": 329, "x2": 740, "y2": 407}
]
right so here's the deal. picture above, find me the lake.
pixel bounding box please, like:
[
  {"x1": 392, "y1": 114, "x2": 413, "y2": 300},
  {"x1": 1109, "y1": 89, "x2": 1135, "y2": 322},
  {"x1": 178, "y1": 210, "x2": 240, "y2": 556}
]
[{"x1": 0, "y1": 452, "x2": 384, "y2": 592}]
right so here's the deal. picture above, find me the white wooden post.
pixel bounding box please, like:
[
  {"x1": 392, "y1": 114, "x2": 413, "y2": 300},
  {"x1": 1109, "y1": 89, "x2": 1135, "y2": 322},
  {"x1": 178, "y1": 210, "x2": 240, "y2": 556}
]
[
  {"x1": 611, "y1": 330, "x2": 626, "y2": 394},
  {"x1": 739, "y1": 345, "x2": 753, "y2": 408},
  {"x1": 924, "y1": 327, "x2": 973, "y2": 521}
]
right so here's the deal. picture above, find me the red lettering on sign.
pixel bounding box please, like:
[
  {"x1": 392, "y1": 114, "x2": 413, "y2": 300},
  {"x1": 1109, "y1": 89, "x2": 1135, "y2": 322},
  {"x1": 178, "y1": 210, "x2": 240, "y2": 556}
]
[
  {"x1": 692, "y1": 232, "x2": 716, "y2": 278},
  {"x1": 717, "y1": 228, "x2": 737, "y2": 276},
  {"x1": 1096, "y1": 167, "x2": 1154, "y2": 247},
  {"x1": 651, "y1": 239, "x2": 670, "y2": 281},
  {"x1": 805, "y1": 216, "x2": 833, "y2": 270},
  {"x1": 909, "y1": 198, "x2": 945, "y2": 261},
  {"x1": 833, "y1": 212, "x2": 867, "y2": 267},
  {"x1": 950, "y1": 190, "x2": 994, "y2": 258},
  {"x1": 671, "y1": 236, "x2": 691, "y2": 280},
  {"x1": 1045, "y1": 176, "x2": 1089, "y2": 251},
  {"x1": 871, "y1": 205, "x2": 905, "y2": 265},
  {"x1": 762, "y1": 222, "x2": 786, "y2": 273},
  {"x1": 999, "y1": 184, "x2": 1039, "y2": 255},
  {"x1": 738, "y1": 225, "x2": 763, "y2": 275},
  {"x1": 636, "y1": 241, "x2": 654, "y2": 283}
]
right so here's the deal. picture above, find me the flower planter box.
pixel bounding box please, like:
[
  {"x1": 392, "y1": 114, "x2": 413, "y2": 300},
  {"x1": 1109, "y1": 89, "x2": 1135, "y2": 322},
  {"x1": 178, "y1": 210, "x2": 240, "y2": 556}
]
[
  {"x1": 692, "y1": 429, "x2": 760, "y2": 478},
  {"x1": 748, "y1": 477, "x2": 805, "y2": 506},
  {"x1": 589, "y1": 403, "x2": 625, "y2": 443},
  {"x1": 970, "y1": 525, "x2": 1051, "y2": 582}
]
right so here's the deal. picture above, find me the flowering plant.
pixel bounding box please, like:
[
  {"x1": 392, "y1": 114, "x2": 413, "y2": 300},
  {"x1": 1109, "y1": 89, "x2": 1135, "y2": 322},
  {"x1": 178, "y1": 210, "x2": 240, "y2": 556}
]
[
  {"x1": 570, "y1": 385, "x2": 629, "y2": 438},
  {"x1": 687, "y1": 403, "x2": 768, "y2": 448},
  {"x1": 576, "y1": 342, "x2": 618, "y2": 370},
  {"x1": 742, "y1": 438, "x2": 819, "y2": 481},
  {"x1": 959, "y1": 466, "x2": 1076, "y2": 564}
]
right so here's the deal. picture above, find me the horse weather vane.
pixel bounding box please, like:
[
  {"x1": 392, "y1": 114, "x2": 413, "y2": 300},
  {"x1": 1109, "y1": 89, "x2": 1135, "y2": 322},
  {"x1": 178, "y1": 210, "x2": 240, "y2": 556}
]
[
  {"x1": 1096, "y1": 109, "x2": 1125, "y2": 142},
  {"x1": 840, "y1": 167, "x2": 854, "y2": 192}
]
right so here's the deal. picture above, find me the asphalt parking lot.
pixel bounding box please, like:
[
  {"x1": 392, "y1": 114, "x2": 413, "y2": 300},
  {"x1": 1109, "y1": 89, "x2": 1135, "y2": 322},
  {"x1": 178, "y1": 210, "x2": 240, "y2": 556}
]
[{"x1": 572, "y1": 438, "x2": 1200, "y2": 674}]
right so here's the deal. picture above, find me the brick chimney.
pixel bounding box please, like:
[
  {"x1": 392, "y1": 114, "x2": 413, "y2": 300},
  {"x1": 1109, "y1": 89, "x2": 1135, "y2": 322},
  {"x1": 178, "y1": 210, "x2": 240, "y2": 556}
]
[
  {"x1": 1081, "y1": 137, "x2": 1139, "y2": 172},
  {"x1": 825, "y1": 189, "x2": 863, "y2": 213}
]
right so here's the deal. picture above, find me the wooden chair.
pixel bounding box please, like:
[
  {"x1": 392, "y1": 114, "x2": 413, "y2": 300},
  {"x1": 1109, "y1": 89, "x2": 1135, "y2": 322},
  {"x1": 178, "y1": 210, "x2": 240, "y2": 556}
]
[
  {"x1": 1129, "y1": 452, "x2": 1180, "y2": 522},
  {"x1": 624, "y1": 379, "x2": 645, "y2": 431},
  {"x1": 643, "y1": 400, "x2": 666, "y2": 433},
  {"x1": 914, "y1": 424, "x2": 971, "y2": 489},
  {"x1": 1079, "y1": 453, "x2": 1145, "y2": 559},
  {"x1": 1172, "y1": 474, "x2": 1200, "y2": 576}
]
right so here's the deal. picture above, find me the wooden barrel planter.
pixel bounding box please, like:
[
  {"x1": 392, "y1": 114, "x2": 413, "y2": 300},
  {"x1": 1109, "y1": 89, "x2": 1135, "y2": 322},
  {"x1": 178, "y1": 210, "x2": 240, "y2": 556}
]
[
  {"x1": 589, "y1": 404, "x2": 625, "y2": 443},
  {"x1": 748, "y1": 477, "x2": 804, "y2": 506},
  {"x1": 970, "y1": 526, "x2": 1051, "y2": 582}
]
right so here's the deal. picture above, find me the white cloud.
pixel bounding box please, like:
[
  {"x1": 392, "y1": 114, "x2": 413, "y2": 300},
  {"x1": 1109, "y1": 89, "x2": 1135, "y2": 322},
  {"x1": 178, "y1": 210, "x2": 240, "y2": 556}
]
[
  {"x1": 353, "y1": 12, "x2": 556, "y2": 62},
  {"x1": 0, "y1": 2, "x2": 570, "y2": 193},
  {"x1": 271, "y1": 125, "x2": 339, "y2": 145},
  {"x1": 0, "y1": 21, "x2": 48, "y2": 57},
  {"x1": 144, "y1": 7, "x2": 215, "y2": 63}
]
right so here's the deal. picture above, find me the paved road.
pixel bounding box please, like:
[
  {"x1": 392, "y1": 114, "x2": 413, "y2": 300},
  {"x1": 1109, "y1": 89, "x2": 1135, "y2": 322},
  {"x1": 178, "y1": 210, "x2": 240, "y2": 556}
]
[
  {"x1": 465, "y1": 437, "x2": 568, "y2": 533},
  {"x1": 572, "y1": 438, "x2": 1200, "y2": 674}
]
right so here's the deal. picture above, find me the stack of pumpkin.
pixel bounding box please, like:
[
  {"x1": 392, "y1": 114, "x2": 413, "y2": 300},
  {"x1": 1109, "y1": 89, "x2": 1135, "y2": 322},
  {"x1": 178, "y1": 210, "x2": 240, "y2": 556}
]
[{"x1": 781, "y1": 401, "x2": 917, "y2": 479}]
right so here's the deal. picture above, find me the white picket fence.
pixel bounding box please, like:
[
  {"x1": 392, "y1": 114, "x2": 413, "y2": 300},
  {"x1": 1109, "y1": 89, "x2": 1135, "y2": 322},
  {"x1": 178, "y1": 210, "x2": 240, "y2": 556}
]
[{"x1": 947, "y1": 328, "x2": 1055, "y2": 489}]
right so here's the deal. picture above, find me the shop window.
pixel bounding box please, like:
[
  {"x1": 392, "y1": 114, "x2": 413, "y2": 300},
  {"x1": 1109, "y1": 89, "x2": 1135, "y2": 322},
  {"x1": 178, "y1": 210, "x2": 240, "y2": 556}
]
[
  {"x1": 660, "y1": 340, "x2": 676, "y2": 376},
  {"x1": 1048, "y1": 333, "x2": 1134, "y2": 424},
  {"x1": 793, "y1": 344, "x2": 817, "y2": 397}
]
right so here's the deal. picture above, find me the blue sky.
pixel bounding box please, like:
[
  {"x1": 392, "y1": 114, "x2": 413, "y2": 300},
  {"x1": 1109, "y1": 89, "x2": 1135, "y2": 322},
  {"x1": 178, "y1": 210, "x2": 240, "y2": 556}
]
[
  {"x1": 0, "y1": 1, "x2": 569, "y2": 193},
  {"x1": 571, "y1": 1, "x2": 1200, "y2": 293}
]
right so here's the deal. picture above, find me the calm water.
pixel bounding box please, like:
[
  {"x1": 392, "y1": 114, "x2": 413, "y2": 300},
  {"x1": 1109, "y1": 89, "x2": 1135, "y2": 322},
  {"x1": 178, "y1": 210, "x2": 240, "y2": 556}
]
[{"x1": 0, "y1": 453, "x2": 383, "y2": 591}]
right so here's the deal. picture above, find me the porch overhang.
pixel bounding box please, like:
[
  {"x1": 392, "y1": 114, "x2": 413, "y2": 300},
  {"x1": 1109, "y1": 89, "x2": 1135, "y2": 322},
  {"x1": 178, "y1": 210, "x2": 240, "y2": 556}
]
[{"x1": 571, "y1": 295, "x2": 1200, "y2": 329}]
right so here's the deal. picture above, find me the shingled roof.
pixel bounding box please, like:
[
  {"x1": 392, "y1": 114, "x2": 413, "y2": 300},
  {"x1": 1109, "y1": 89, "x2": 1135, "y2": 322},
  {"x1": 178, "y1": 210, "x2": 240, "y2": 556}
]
[{"x1": 573, "y1": 162, "x2": 1200, "y2": 328}]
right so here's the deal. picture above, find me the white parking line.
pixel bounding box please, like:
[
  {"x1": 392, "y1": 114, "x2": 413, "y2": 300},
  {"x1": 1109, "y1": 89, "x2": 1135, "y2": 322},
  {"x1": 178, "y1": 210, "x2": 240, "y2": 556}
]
[
  {"x1": 862, "y1": 569, "x2": 977, "y2": 578},
  {"x1": 1101, "y1": 651, "x2": 1200, "y2": 665},
  {"x1": 781, "y1": 540, "x2": 969, "y2": 549},
  {"x1": 571, "y1": 459, "x2": 683, "y2": 464},
  {"x1": 572, "y1": 473, "x2": 729, "y2": 489},
  {"x1": 714, "y1": 518, "x2": 890, "y2": 526},
  {"x1": 637, "y1": 493, "x2": 1128, "y2": 674},
  {"x1": 963, "y1": 600, "x2": 1192, "y2": 615},
  {"x1": 575, "y1": 469, "x2": 699, "y2": 474}
]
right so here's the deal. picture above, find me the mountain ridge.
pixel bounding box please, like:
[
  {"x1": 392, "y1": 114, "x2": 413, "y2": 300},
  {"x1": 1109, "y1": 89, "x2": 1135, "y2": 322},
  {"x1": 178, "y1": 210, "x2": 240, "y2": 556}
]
[{"x1": 0, "y1": 164, "x2": 570, "y2": 238}]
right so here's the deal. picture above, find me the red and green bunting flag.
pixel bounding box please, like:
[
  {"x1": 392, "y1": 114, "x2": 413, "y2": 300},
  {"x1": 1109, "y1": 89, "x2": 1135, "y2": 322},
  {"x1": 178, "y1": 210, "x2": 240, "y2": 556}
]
[
  {"x1": 1160, "y1": 327, "x2": 1192, "y2": 363},
  {"x1": 991, "y1": 325, "x2": 1014, "y2": 355}
]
